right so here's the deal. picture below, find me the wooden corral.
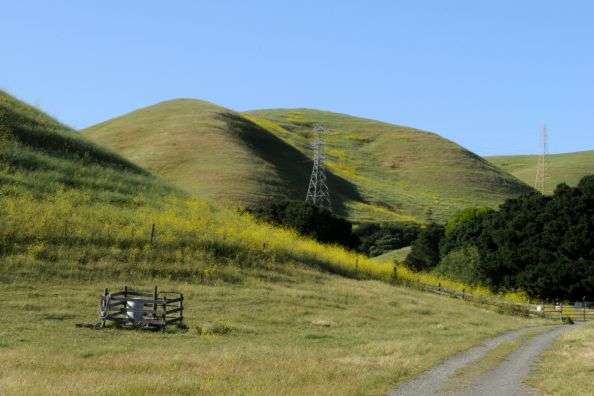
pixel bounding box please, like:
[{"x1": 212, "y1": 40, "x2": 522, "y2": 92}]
[{"x1": 98, "y1": 286, "x2": 184, "y2": 330}]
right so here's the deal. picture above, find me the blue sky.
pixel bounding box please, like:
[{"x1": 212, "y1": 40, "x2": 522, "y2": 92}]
[{"x1": 1, "y1": 1, "x2": 592, "y2": 155}]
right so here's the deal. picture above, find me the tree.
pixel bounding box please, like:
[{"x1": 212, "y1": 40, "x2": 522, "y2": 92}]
[
  {"x1": 247, "y1": 199, "x2": 358, "y2": 248},
  {"x1": 437, "y1": 175, "x2": 594, "y2": 300},
  {"x1": 405, "y1": 223, "x2": 444, "y2": 271}
]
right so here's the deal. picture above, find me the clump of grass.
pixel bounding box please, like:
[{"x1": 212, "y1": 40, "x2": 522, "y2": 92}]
[{"x1": 196, "y1": 323, "x2": 235, "y2": 336}]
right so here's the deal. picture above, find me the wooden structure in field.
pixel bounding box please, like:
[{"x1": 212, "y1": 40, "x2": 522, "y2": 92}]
[{"x1": 98, "y1": 286, "x2": 184, "y2": 330}]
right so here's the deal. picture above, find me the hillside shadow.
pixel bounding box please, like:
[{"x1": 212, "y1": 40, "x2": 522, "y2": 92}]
[{"x1": 218, "y1": 112, "x2": 362, "y2": 216}]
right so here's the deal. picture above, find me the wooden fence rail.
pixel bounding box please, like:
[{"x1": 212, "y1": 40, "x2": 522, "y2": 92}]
[{"x1": 98, "y1": 286, "x2": 184, "y2": 330}]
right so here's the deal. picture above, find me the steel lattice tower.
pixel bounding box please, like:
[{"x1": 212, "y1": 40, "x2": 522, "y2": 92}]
[
  {"x1": 305, "y1": 125, "x2": 332, "y2": 211},
  {"x1": 534, "y1": 125, "x2": 549, "y2": 194}
]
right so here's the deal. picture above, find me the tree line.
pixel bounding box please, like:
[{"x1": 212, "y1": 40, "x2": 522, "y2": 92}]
[{"x1": 406, "y1": 176, "x2": 594, "y2": 300}]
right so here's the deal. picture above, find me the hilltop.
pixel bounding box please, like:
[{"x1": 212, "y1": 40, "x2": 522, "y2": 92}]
[
  {"x1": 84, "y1": 99, "x2": 361, "y2": 216},
  {"x1": 487, "y1": 149, "x2": 594, "y2": 193},
  {"x1": 85, "y1": 101, "x2": 532, "y2": 222}
]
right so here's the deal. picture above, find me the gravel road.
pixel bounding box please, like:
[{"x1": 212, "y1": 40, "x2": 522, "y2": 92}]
[{"x1": 388, "y1": 325, "x2": 576, "y2": 396}]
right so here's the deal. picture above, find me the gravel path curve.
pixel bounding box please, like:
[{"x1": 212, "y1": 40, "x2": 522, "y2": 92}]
[{"x1": 388, "y1": 325, "x2": 575, "y2": 396}]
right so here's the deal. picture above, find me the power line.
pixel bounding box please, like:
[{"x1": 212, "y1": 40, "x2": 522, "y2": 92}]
[{"x1": 305, "y1": 124, "x2": 332, "y2": 211}]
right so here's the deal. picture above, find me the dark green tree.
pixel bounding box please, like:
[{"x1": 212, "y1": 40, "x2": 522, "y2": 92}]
[{"x1": 405, "y1": 223, "x2": 445, "y2": 271}]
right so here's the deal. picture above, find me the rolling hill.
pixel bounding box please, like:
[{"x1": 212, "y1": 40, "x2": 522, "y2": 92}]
[
  {"x1": 245, "y1": 108, "x2": 533, "y2": 222},
  {"x1": 0, "y1": 90, "x2": 173, "y2": 202},
  {"x1": 84, "y1": 99, "x2": 361, "y2": 216},
  {"x1": 487, "y1": 150, "x2": 594, "y2": 194},
  {"x1": 85, "y1": 100, "x2": 533, "y2": 223}
]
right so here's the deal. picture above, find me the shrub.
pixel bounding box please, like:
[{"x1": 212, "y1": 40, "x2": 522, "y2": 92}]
[
  {"x1": 405, "y1": 223, "x2": 445, "y2": 271},
  {"x1": 433, "y1": 245, "x2": 480, "y2": 285},
  {"x1": 438, "y1": 175, "x2": 594, "y2": 300},
  {"x1": 354, "y1": 222, "x2": 420, "y2": 257},
  {"x1": 247, "y1": 199, "x2": 358, "y2": 248}
]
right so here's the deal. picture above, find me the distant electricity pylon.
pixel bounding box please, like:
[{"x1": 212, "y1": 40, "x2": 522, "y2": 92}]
[
  {"x1": 305, "y1": 124, "x2": 332, "y2": 211},
  {"x1": 534, "y1": 125, "x2": 549, "y2": 194}
]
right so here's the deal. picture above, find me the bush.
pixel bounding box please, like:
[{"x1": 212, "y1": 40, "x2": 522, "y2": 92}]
[
  {"x1": 355, "y1": 222, "x2": 420, "y2": 257},
  {"x1": 247, "y1": 199, "x2": 358, "y2": 248},
  {"x1": 433, "y1": 245, "x2": 480, "y2": 285},
  {"x1": 438, "y1": 175, "x2": 594, "y2": 300}
]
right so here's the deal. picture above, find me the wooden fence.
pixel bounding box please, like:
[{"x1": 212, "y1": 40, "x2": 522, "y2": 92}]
[
  {"x1": 535, "y1": 302, "x2": 594, "y2": 322},
  {"x1": 99, "y1": 286, "x2": 184, "y2": 329}
]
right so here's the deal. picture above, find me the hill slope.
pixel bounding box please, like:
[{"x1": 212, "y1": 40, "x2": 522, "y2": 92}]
[
  {"x1": 84, "y1": 99, "x2": 361, "y2": 215},
  {"x1": 0, "y1": 90, "x2": 173, "y2": 202},
  {"x1": 86, "y1": 101, "x2": 532, "y2": 222},
  {"x1": 245, "y1": 109, "x2": 533, "y2": 222},
  {"x1": 487, "y1": 150, "x2": 594, "y2": 194}
]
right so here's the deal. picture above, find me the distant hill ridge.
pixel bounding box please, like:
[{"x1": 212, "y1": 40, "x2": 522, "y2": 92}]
[{"x1": 487, "y1": 150, "x2": 594, "y2": 193}]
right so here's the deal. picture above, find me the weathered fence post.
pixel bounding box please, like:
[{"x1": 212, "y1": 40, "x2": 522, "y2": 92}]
[
  {"x1": 150, "y1": 224, "x2": 156, "y2": 244},
  {"x1": 154, "y1": 286, "x2": 158, "y2": 318},
  {"x1": 583, "y1": 296, "x2": 587, "y2": 322}
]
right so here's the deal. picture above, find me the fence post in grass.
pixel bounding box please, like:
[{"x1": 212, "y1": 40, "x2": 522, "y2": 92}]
[
  {"x1": 150, "y1": 223, "x2": 156, "y2": 244},
  {"x1": 583, "y1": 296, "x2": 587, "y2": 322},
  {"x1": 154, "y1": 286, "x2": 158, "y2": 319},
  {"x1": 180, "y1": 294, "x2": 184, "y2": 325}
]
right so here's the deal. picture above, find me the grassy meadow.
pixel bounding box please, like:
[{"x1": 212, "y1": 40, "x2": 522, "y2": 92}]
[
  {"x1": 487, "y1": 149, "x2": 594, "y2": 194},
  {"x1": 529, "y1": 322, "x2": 594, "y2": 396},
  {"x1": 0, "y1": 273, "x2": 540, "y2": 395}
]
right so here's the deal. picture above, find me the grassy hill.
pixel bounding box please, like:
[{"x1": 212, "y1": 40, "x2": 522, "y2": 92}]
[
  {"x1": 0, "y1": 91, "x2": 542, "y2": 394},
  {"x1": 85, "y1": 101, "x2": 532, "y2": 223},
  {"x1": 84, "y1": 99, "x2": 361, "y2": 216},
  {"x1": 0, "y1": 89, "x2": 174, "y2": 203},
  {"x1": 487, "y1": 150, "x2": 594, "y2": 194},
  {"x1": 245, "y1": 109, "x2": 533, "y2": 222}
]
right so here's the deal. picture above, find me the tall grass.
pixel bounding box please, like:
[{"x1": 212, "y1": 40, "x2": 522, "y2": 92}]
[{"x1": 0, "y1": 189, "x2": 527, "y2": 304}]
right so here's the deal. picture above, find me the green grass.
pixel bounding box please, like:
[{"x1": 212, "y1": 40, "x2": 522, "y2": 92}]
[
  {"x1": 372, "y1": 247, "x2": 412, "y2": 263},
  {"x1": 528, "y1": 322, "x2": 594, "y2": 396},
  {"x1": 244, "y1": 109, "x2": 533, "y2": 222},
  {"x1": 0, "y1": 273, "x2": 540, "y2": 395},
  {"x1": 84, "y1": 99, "x2": 361, "y2": 217},
  {"x1": 0, "y1": 89, "x2": 175, "y2": 204},
  {"x1": 84, "y1": 100, "x2": 532, "y2": 223},
  {"x1": 487, "y1": 150, "x2": 594, "y2": 194}
]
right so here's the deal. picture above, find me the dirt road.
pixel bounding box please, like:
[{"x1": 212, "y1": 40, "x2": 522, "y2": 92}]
[{"x1": 388, "y1": 325, "x2": 576, "y2": 396}]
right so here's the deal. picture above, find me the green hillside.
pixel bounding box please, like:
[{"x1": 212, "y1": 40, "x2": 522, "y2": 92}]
[
  {"x1": 85, "y1": 101, "x2": 532, "y2": 222},
  {"x1": 487, "y1": 150, "x2": 594, "y2": 194},
  {"x1": 245, "y1": 108, "x2": 533, "y2": 222},
  {"x1": 0, "y1": 90, "x2": 173, "y2": 202},
  {"x1": 84, "y1": 99, "x2": 361, "y2": 216}
]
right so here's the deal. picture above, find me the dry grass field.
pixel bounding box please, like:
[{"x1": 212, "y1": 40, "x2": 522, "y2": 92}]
[{"x1": 0, "y1": 271, "x2": 540, "y2": 395}]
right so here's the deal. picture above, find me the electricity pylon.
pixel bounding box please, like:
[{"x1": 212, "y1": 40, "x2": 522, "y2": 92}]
[
  {"x1": 534, "y1": 125, "x2": 548, "y2": 194},
  {"x1": 305, "y1": 124, "x2": 332, "y2": 211}
]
